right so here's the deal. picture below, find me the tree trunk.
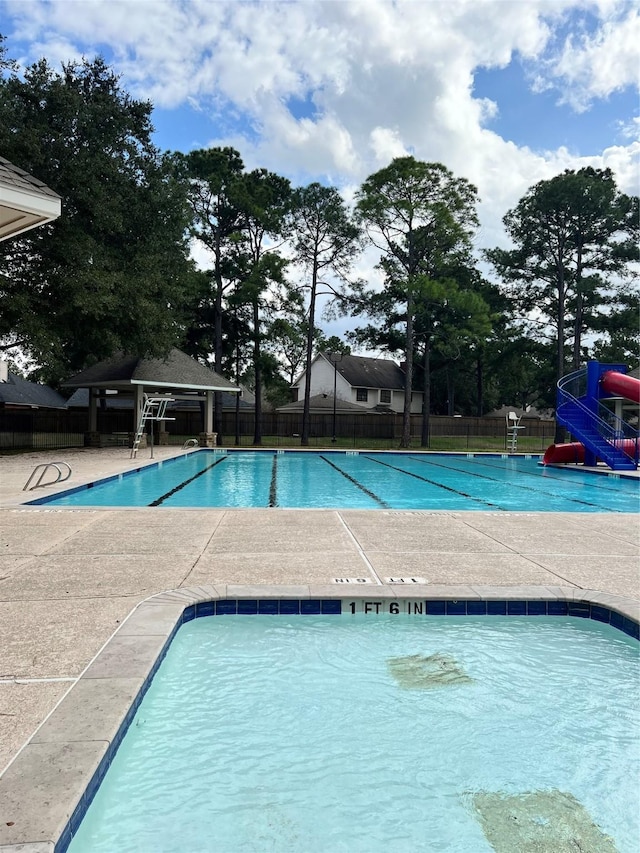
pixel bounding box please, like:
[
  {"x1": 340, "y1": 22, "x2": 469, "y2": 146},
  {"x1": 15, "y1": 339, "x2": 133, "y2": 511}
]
[
  {"x1": 420, "y1": 338, "x2": 431, "y2": 447},
  {"x1": 447, "y1": 369, "x2": 455, "y2": 416},
  {"x1": 252, "y1": 298, "x2": 262, "y2": 445},
  {"x1": 214, "y1": 247, "x2": 224, "y2": 443},
  {"x1": 476, "y1": 350, "x2": 484, "y2": 416},
  {"x1": 301, "y1": 260, "x2": 318, "y2": 446},
  {"x1": 572, "y1": 243, "x2": 584, "y2": 370},
  {"x1": 401, "y1": 292, "x2": 414, "y2": 449},
  {"x1": 554, "y1": 260, "x2": 566, "y2": 444}
]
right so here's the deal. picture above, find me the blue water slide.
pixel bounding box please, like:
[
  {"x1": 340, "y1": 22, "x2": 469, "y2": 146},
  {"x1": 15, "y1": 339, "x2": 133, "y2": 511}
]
[{"x1": 555, "y1": 361, "x2": 639, "y2": 471}]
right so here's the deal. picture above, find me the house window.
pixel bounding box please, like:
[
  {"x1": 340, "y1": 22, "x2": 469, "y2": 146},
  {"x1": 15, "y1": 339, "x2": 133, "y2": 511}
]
[
  {"x1": 291, "y1": 388, "x2": 299, "y2": 402},
  {"x1": 356, "y1": 388, "x2": 368, "y2": 402},
  {"x1": 380, "y1": 389, "x2": 391, "y2": 404}
]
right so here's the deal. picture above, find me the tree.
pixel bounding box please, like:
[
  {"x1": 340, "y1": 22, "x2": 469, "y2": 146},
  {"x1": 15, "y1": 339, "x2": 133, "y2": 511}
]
[
  {"x1": 355, "y1": 157, "x2": 479, "y2": 447},
  {"x1": 0, "y1": 54, "x2": 195, "y2": 381},
  {"x1": 172, "y1": 147, "x2": 247, "y2": 440},
  {"x1": 230, "y1": 168, "x2": 293, "y2": 444},
  {"x1": 485, "y1": 168, "x2": 639, "y2": 440},
  {"x1": 288, "y1": 183, "x2": 361, "y2": 445}
]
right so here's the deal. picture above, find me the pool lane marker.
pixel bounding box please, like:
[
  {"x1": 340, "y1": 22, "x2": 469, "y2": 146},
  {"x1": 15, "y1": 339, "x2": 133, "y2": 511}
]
[
  {"x1": 148, "y1": 456, "x2": 229, "y2": 506},
  {"x1": 409, "y1": 455, "x2": 625, "y2": 512},
  {"x1": 320, "y1": 455, "x2": 389, "y2": 508},
  {"x1": 364, "y1": 455, "x2": 504, "y2": 510},
  {"x1": 269, "y1": 454, "x2": 278, "y2": 507}
]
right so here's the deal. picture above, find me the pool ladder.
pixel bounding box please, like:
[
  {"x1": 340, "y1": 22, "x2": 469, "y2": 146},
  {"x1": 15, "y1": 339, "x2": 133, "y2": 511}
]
[{"x1": 23, "y1": 462, "x2": 72, "y2": 491}]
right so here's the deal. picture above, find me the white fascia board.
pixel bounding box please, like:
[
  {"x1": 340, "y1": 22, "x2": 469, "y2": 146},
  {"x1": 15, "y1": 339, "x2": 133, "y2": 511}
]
[
  {"x1": 0, "y1": 185, "x2": 61, "y2": 240},
  {"x1": 130, "y1": 380, "x2": 241, "y2": 393}
]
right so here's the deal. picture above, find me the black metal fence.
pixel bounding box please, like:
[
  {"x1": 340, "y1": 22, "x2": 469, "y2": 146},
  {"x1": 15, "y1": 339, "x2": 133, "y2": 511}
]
[{"x1": 0, "y1": 407, "x2": 556, "y2": 452}]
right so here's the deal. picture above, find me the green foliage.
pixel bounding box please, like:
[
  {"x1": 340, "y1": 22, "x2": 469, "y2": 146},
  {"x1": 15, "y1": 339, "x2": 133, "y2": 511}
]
[
  {"x1": 485, "y1": 167, "x2": 639, "y2": 388},
  {"x1": 288, "y1": 182, "x2": 361, "y2": 444},
  {"x1": 355, "y1": 156, "x2": 482, "y2": 445},
  {"x1": 0, "y1": 54, "x2": 195, "y2": 381}
]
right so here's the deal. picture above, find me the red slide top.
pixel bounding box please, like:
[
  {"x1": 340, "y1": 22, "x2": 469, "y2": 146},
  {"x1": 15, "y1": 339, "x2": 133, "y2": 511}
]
[{"x1": 601, "y1": 371, "x2": 640, "y2": 404}]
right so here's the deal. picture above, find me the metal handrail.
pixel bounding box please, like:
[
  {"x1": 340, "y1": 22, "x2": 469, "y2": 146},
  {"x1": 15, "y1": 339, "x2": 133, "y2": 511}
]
[
  {"x1": 182, "y1": 438, "x2": 199, "y2": 450},
  {"x1": 23, "y1": 462, "x2": 72, "y2": 491},
  {"x1": 557, "y1": 370, "x2": 639, "y2": 464}
]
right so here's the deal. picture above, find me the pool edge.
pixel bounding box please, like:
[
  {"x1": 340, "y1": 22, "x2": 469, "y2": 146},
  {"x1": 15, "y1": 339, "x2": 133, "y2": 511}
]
[{"x1": 0, "y1": 583, "x2": 638, "y2": 853}]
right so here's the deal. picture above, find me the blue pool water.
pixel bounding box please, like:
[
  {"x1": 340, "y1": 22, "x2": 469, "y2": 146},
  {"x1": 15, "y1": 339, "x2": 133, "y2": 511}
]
[
  {"x1": 67, "y1": 615, "x2": 640, "y2": 852},
  {"x1": 29, "y1": 450, "x2": 640, "y2": 512}
]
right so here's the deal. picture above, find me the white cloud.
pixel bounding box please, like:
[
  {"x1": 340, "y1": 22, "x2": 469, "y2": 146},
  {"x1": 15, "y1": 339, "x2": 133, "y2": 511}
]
[
  {"x1": 546, "y1": 5, "x2": 639, "y2": 111},
  {"x1": 2, "y1": 0, "x2": 637, "y2": 259}
]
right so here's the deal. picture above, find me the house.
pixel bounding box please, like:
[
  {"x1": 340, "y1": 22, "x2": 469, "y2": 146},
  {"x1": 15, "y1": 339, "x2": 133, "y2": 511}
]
[
  {"x1": 0, "y1": 360, "x2": 67, "y2": 409},
  {"x1": 291, "y1": 352, "x2": 424, "y2": 414},
  {"x1": 276, "y1": 393, "x2": 372, "y2": 415}
]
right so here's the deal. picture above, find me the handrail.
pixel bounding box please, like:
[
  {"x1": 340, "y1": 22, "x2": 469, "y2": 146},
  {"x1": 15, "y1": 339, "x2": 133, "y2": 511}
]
[
  {"x1": 557, "y1": 369, "x2": 639, "y2": 465},
  {"x1": 23, "y1": 462, "x2": 72, "y2": 491},
  {"x1": 182, "y1": 438, "x2": 199, "y2": 450}
]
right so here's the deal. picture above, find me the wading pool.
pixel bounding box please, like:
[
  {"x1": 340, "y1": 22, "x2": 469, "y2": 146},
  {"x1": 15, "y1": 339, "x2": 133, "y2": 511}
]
[{"x1": 66, "y1": 609, "x2": 639, "y2": 853}]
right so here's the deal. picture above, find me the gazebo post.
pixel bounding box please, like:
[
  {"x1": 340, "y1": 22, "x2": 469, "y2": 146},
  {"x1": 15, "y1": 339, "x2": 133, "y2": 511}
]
[
  {"x1": 84, "y1": 387, "x2": 101, "y2": 447},
  {"x1": 200, "y1": 390, "x2": 217, "y2": 447}
]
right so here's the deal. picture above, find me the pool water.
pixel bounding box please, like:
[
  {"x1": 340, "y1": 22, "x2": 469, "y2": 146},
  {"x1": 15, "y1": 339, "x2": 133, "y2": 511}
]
[
  {"x1": 68, "y1": 615, "x2": 639, "y2": 852},
  {"x1": 29, "y1": 451, "x2": 640, "y2": 511}
]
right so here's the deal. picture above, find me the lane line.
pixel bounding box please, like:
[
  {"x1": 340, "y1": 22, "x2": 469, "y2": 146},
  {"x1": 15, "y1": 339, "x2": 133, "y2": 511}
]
[
  {"x1": 149, "y1": 456, "x2": 228, "y2": 506},
  {"x1": 320, "y1": 455, "x2": 389, "y2": 508},
  {"x1": 409, "y1": 455, "x2": 623, "y2": 512},
  {"x1": 363, "y1": 455, "x2": 503, "y2": 510}
]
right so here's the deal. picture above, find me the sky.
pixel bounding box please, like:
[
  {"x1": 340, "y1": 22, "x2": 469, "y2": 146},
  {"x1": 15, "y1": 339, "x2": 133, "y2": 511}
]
[{"x1": 0, "y1": 0, "x2": 638, "y2": 343}]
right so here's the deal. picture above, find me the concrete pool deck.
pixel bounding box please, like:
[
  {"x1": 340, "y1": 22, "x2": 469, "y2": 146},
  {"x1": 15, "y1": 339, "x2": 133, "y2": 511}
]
[{"x1": 0, "y1": 446, "x2": 638, "y2": 851}]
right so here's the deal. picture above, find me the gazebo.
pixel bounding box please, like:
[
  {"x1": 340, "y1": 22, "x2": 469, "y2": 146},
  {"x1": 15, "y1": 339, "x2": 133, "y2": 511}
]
[
  {"x1": 63, "y1": 348, "x2": 240, "y2": 447},
  {"x1": 0, "y1": 156, "x2": 61, "y2": 241}
]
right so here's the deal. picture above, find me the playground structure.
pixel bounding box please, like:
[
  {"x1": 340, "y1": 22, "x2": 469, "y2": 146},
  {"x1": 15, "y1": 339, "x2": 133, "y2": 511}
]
[{"x1": 544, "y1": 361, "x2": 639, "y2": 471}]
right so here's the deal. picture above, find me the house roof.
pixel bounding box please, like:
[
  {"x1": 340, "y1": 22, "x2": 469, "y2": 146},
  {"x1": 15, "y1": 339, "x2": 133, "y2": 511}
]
[
  {"x1": 0, "y1": 156, "x2": 62, "y2": 241},
  {"x1": 277, "y1": 393, "x2": 373, "y2": 414},
  {"x1": 320, "y1": 352, "x2": 407, "y2": 390},
  {"x1": 62, "y1": 348, "x2": 240, "y2": 394},
  {"x1": 0, "y1": 371, "x2": 68, "y2": 409}
]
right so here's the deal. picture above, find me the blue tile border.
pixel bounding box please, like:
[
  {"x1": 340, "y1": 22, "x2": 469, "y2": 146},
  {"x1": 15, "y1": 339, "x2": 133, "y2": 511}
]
[{"x1": 173, "y1": 597, "x2": 640, "y2": 640}]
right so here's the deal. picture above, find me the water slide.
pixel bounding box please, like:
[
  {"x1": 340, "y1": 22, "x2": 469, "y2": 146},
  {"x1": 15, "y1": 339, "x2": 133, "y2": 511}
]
[
  {"x1": 544, "y1": 366, "x2": 639, "y2": 468},
  {"x1": 601, "y1": 370, "x2": 640, "y2": 404}
]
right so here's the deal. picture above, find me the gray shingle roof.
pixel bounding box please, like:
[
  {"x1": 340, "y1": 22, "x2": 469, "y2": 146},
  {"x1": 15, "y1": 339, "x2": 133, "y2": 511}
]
[
  {"x1": 324, "y1": 352, "x2": 406, "y2": 390},
  {"x1": 63, "y1": 349, "x2": 240, "y2": 393},
  {"x1": 0, "y1": 156, "x2": 61, "y2": 200},
  {"x1": 0, "y1": 372, "x2": 68, "y2": 408}
]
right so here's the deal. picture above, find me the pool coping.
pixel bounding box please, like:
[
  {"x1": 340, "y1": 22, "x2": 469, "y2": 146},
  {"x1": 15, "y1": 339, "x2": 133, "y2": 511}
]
[{"x1": 0, "y1": 583, "x2": 638, "y2": 853}]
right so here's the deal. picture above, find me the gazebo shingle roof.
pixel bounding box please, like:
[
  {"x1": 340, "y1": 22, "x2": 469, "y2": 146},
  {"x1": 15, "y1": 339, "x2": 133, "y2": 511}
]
[{"x1": 62, "y1": 349, "x2": 239, "y2": 393}]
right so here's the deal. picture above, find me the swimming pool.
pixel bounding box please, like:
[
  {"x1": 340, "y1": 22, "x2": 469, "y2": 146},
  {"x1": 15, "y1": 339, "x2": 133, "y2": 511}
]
[
  {"x1": 28, "y1": 450, "x2": 640, "y2": 512},
  {"x1": 66, "y1": 611, "x2": 639, "y2": 853}
]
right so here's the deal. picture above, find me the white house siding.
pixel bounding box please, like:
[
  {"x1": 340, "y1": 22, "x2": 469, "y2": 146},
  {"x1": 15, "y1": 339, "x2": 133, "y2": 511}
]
[
  {"x1": 297, "y1": 358, "x2": 352, "y2": 400},
  {"x1": 293, "y1": 355, "x2": 423, "y2": 414}
]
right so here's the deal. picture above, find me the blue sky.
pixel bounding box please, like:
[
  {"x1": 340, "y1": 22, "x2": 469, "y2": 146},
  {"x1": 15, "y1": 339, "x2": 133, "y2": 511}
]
[{"x1": 0, "y1": 0, "x2": 637, "y2": 339}]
